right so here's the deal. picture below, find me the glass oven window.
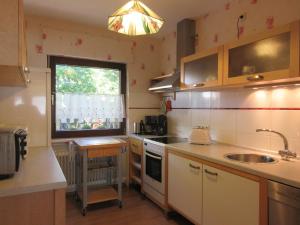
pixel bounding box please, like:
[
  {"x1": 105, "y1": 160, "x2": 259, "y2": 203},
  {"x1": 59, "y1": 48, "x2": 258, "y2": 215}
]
[{"x1": 146, "y1": 151, "x2": 162, "y2": 182}]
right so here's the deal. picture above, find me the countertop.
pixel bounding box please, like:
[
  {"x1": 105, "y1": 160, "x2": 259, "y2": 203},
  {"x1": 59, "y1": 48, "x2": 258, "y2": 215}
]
[
  {"x1": 167, "y1": 142, "x2": 300, "y2": 188},
  {"x1": 0, "y1": 147, "x2": 67, "y2": 197},
  {"x1": 74, "y1": 137, "x2": 127, "y2": 150}
]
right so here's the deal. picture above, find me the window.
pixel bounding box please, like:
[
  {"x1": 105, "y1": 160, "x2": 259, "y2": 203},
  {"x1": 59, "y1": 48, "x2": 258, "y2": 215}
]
[{"x1": 49, "y1": 56, "x2": 126, "y2": 138}]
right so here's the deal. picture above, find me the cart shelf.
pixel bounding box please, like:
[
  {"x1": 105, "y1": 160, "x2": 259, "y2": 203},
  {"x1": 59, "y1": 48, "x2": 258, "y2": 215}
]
[{"x1": 78, "y1": 187, "x2": 118, "y2": 205}]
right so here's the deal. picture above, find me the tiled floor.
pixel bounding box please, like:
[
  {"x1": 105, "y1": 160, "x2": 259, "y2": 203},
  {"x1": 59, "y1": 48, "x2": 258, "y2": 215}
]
[{"x1": 66, "y1": 188, "x2": 193, "y2": 225}]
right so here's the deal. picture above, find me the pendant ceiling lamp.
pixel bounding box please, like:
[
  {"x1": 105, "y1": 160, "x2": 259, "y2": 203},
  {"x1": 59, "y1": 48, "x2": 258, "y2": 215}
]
[{"x1": 108, "y1": 0, "x2": 164, "y2": 36}]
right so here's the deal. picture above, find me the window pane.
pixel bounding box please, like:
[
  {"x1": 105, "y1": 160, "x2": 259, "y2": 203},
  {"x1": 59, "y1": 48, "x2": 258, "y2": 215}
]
[
  {"x1": 55, "y1": 64, "x2": 124, "y2": 132},
  {"x1": 56, "y1": 65, "x2": 121, "y2": 95}
]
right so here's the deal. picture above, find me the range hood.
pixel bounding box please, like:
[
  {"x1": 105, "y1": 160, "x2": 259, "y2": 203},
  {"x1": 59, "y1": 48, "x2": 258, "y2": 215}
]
[
  {"x1": 148, "y1": 72, "x2": 180, "y2": 92},
  {"x1": 149, "y1": 19, "x2": 196, "y2": 92}
]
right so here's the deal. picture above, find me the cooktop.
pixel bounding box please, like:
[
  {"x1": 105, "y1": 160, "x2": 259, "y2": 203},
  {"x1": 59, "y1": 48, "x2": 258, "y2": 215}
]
[{"x1": 147, "y1": 137, "x2": 188, "y2": 144}]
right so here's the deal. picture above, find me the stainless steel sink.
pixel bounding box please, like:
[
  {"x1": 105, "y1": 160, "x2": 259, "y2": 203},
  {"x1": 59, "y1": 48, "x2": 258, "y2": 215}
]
[{"x1": 225, "y1": 153, "x2": 277, "y2": 163}]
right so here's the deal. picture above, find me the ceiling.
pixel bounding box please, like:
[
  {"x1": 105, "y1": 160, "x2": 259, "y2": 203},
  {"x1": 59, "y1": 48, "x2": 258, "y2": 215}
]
[{"x1": 24, "y1": 0, "x2": 227, "y2": 35}]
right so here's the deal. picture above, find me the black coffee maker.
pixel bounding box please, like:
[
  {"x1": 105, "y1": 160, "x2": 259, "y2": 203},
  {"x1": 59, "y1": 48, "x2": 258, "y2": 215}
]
[
  {"x1": 144, "y1": 115, "x2": 167, "y2": 136},
  {"x1": 157, "y1": 115, "x2": 167, "y2": 136}
]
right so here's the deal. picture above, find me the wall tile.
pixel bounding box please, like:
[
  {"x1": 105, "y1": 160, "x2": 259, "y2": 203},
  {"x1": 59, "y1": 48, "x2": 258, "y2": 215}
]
[
  {"x1": 236, "y1": 133, "x2": 270, "y2": 151},
  {"x1": 210, "y1": 109, "x2": 236, "y2": 144},
  {"x1": 271, "y1": 87, "x2": 300, "y2": 108},
  {"x1": 269, "y1": 136, "x2": 300, "y2": 155},
  {"x1": 191, "y1": 92, "x2": 211, "y2": 108},
  {"x1": 167, "y1": 109, "x2": 192, "y2": 137},
  {"x1": 210, "y1": 90, "x2": 237, "y2": 108},
  {"x1": 236, "y1": 89, "x2": 272, "y2": 108},
  {"x1": 271, "y1": 110, "x2": 300, "y2": 139},
  {"x1": 236, "y1": 110, "x2": 271, "y2": 133},
  {"x1": 191, "y1": 109, "x2": 210, "y2": 127},
  {"x1": 171, "y1": 92, "x2": 191, "y2": 108}
]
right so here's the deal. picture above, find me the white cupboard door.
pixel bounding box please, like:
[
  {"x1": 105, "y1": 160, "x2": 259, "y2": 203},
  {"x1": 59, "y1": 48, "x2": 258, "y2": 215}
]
[
  {"x1": 168, "y1": 153, "x2": 202, "y2": 224},
  {"x1": 203, "y1": 165, "x2": 260, "y2": 225}
]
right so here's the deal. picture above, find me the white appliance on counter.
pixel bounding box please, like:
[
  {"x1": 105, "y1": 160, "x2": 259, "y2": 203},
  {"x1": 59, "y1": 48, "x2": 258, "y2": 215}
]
[
  {"x1": 143, "y1": 137, "x2": 187, "y2": 208},
  {"x1": 189, "y1": 126, "x2": 211, "y2": 145}
]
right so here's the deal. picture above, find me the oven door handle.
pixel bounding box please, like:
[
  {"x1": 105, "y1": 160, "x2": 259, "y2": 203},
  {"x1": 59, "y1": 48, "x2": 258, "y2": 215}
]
[{"x1": 145, "y1": 152, "x2": 162, "y2": 160}]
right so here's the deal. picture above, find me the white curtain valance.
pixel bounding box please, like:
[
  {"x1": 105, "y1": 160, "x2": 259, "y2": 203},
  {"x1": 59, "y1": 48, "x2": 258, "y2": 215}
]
[{"x1": 56, "y1": 93, "x2": 125, "y2": 123}]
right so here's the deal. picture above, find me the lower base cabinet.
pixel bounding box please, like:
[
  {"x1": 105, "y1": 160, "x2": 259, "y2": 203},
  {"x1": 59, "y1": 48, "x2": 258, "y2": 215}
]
[
  {"x1": 0, "y1": 189, "x2": 65, "y2": 225},
  {"x1": 203, "y1": 165, "x2": 260, "y2": 225},
  {"x1": 168, "y1": 152, "x2": 202, "y2": 224},
  {"x1": 167, "y1": 150, "x2": 262, "y2": 225}
]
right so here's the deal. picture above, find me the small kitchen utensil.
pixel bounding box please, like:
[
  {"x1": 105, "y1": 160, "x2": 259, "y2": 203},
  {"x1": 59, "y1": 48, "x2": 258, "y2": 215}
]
[{"x1": 133, "y1": 122, "x2": 140, "y2": 134}]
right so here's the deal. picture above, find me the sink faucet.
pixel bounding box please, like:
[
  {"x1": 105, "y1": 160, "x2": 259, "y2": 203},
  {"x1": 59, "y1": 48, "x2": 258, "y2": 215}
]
[{"x1": 256, "y1": 129, "x2": 297, "y2": 160}]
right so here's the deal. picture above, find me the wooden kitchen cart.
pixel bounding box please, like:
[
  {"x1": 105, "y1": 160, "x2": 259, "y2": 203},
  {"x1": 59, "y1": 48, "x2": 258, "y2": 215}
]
[{"x1": 74, "y1": 138, "x2": 127, "y2": 216}]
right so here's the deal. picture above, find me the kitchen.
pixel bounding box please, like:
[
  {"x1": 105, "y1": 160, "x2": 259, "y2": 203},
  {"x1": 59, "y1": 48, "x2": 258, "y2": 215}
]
[{"x1": 1, "y1": 0, "x2": 300, "y2": 225}]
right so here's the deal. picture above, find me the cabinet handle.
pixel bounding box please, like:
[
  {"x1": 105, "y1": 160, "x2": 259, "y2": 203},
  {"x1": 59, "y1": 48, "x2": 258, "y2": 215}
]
[
  {"x1": 189, "y1": 163, "x2": 200, "y2": 170},
  {"x1": 193, "y1": 83, "x2": 205, "y2": 88},
  {"x1": 246, "y1": 75, "x2": 264, "y2": 82},
  {"x1": 23, "y1": 66, "x2": 31, "y2": 84},
  {"x1": 205, "y1": 169, "x2": 218, "y2": 176}
]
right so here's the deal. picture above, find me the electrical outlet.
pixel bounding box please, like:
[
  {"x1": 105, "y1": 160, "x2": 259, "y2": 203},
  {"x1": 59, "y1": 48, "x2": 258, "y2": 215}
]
[{"x1": 239, "y1": 13, "x2": 247, "y2": 22}]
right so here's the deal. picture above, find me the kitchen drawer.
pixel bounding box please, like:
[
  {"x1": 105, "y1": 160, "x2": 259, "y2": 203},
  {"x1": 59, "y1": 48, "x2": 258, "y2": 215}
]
[{"x1": 129, "y1": 138, "x2": 143, "y2": 155}]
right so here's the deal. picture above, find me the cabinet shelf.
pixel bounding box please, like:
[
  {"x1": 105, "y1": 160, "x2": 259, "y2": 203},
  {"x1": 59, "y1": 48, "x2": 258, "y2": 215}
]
[
  {"x1": 78, "y1": 187, "x2": 118, "y2": 205},
  {"x1": 131, "y1": 175, "x2": 142, "y2": 185},
  {"x1": 88, "y1": 162, "x2": 116, "y2": 171},
  {"x1": 131, "y1": 161, "x2": 142, "y2": 170}
]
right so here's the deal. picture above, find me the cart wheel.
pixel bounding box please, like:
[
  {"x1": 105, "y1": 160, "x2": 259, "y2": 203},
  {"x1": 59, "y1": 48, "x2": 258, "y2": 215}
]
[
  {"x1": 81, "y1": 208, "x2": 87, "y2": 216},
  {"x1": 164, "y1": 210, "x2": 171, "y2": 219},
  {"x1": 141, "y1": 192, "x2": 146, "y2": 200},
  {"x1": 118, "y1": 201, "x2": 123, "y2": 208}
]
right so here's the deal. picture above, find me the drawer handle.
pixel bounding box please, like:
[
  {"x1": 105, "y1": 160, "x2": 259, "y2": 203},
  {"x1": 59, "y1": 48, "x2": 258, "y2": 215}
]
[
  {"x1": 189, "y1": 163, "x2": 200, "y2": 170},
  {"x1": 246, "y1": 75, "x2": 264, "y2": 82},
  {"x1": 193, "y1": 83, "x2": 205, "y2": 88},
  {"x1": 205, "y1": 169, "x2": 218, "y2": 176}
]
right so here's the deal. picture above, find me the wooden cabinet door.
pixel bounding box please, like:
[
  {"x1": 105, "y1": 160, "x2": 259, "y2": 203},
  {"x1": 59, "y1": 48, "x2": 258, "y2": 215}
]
[
  {"x1": 203, "y1": 165, "x2": 260, "y2": 225},
  {"x1": 0, "y1": 0, "x2": 28, "y2": 86},
  {"x1": 180, "y1": 46, "x2": 223, "y2": 90},
  {"x1": 168, "y1": 152, "x2": 202, "y2": 224},
  {"x1": 0, "y1": 0, "x2": 19, "y2": 66},
  {"x1": 129, "y1": 137, "x2": 143, "y2": 186},
  {"x1": 223, "y1": 21, "x2": 300, "y2": 85},
  {"x1": 129, "y1": 137, "x2": 143, "y2": 155},
  {"x1": 18, "y1": 0, "x2": 27, "y2": 69}
]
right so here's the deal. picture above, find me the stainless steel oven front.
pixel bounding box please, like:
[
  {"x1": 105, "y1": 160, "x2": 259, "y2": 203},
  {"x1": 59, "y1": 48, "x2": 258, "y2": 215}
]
[{"x1": 143, "y1": 140, "x2": 165, "y2": 197}]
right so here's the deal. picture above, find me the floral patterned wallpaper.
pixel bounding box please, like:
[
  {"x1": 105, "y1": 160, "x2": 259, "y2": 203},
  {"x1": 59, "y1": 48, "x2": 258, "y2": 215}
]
[
  {"x1": 197, "y1": 0, "x2": 300, "y2": 51},
  {"x1": 160, "y1": 0, "x2": 300, "y2": 73}
]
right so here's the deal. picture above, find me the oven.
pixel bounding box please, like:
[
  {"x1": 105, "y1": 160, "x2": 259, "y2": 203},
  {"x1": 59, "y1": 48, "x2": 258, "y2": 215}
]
[{"x1": 143, "y1": 140, "x2": 165, "y2": 199}]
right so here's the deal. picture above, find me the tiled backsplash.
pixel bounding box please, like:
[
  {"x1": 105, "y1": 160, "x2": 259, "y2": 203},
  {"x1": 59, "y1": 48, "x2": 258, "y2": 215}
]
[{"x1": 168, "y1": 87, "x2": 300, "y2": 154}]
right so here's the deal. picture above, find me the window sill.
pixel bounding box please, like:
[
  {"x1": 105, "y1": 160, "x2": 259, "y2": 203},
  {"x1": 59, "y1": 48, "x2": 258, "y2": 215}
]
[{"x1": 51, "y1": 135, "x2": 128, "y2": 144}]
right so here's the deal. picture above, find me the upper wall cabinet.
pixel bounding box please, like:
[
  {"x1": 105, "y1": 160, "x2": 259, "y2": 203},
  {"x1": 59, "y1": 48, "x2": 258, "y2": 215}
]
[
  {"x1": 180, "y1": 46, "x2": 223, "y2": 90},
  {"x1": 223, "y1": 21, "x2": 300, "y2": 85},
  {"x1": 0, "y1": 0, "x2": 29, "y2": 86}
]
